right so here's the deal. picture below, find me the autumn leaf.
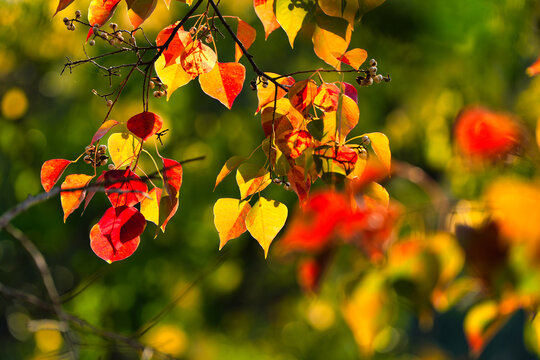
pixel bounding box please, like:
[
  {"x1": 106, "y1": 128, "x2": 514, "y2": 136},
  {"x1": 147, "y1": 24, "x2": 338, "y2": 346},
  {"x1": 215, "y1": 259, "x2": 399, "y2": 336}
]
[
  {"x1": 288, "y1": 79, "x2": 318, "y2": 114},
  {"x1": 236, "y1": 163, "x2": 271, "y2": 199},
  {"x1": 180, "y1": 40, "x2": 218, "y2": 79},
  {"x1": 254, "y1": 0, "x2": 280, "y2": 39},
  {"x1": 154, "y1": 53, "x2": 192, "y2": 100},
  {"x1": 527, "y1": 54, "x2": 540, "y2": 77},
  {"x1": 126, "y1": 0, "x2": 158, "y2": 29},
  {"x1": 313, "y1": 83, "x2": 340, "y2": 112},
  {"x1": 318, "y1": 0, "x2": 359, "y2": 26},
  {"x1": 41, "y1": 159, "x2": 72, "y2": 192},
  {"x1": 53, "y1": 0, "x2": 75, "y2": 16},
  {"x1": 275, "y1": 0, "x2": 311, "y2": 47},
  {"x1": 91, "y1": 120, "x2": 119, "y2": 144},
  {"x1": 213, "y1": 198, "x2": 251, "y2": 250},
  {"x1": 363, "y1": 132, "x2": 391, "y2": 173},
  {"x1": 321, "y1": 95, "x2": 360, "y2": 143},
  {"x1": 127, "y1": 111, "x2": 163, "y2": 141},
  {"x1": 61, "y1": 174, "x2": 94, "y2": 222},
  {"x1": 215, "y1": 156, "x2": 247, "y2": 190},
  {"x1": 335, "y1": 81, "x2": 358, "y2": 103},
  {"x1": 312, "y1": 13, "x2": 352, "y2": 69},
  {"x1": 158, "y1": 192, "x2": 178, "y2": 232},
  {"x1": 104, "y1": 169, "x2": 148, "y2": 208},
  {"x1": 199, "y1": 62, "x2": 246, "y2": 109},
  {"x1": 339, "y1": 48, "x2": 368, "y2": 70},
  {"x1": 162, "y1": 157, "x2": 182, "y2": 198},
  {"x1": 245, "y1": 197, "x2": 288, "y2": 258},
  {"x1": 91, "y1": 205, "x2": 146, "y2": 263},
  {"x1": 87, "y1": 0, "x2": 122, "y2": 40},
  {"x1": 464, "y1": 301, "x2": 503, "y2": 357},
  {"x1": 108, "y1": 133, "x2": 139, "y2": 168},
  {"x1": 156, "y1": 23, "x2": 192, "y2": 67},
  {"x1": 235, "y1": 19, "x2": 257, "y2": 62},
  {"x1": 256, "y1": 72, "x2": 295, "y2": 113},
  {"x1": 140, "y1": 187, "x2": 162, "y2": 225},
  {"x1": 287, "y1": 165, "x2": 311, "y2": 203}
]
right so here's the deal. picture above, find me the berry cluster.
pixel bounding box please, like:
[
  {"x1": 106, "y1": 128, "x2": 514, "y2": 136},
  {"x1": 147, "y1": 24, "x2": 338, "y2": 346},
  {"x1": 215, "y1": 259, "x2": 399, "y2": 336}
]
[
  {"x1": 356, "y1": 59, "x2": 391, "y2": 87},
  {"x1": 83, "y1": 144, "x2": 109, "y2": 167}
]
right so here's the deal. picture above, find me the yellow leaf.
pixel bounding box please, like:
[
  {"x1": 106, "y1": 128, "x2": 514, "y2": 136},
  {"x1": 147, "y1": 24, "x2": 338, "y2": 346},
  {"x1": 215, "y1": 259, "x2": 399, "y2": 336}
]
[
  {"x1": 61, "y1": 174, "x2": 94, "y2": 222},
  {"x1": 254, "y1": 0, "x2": 280, "y2": 39},
  {"x1": 213, "y1": 198, "x2": 251, "y2": 250},
  {"x1": 464, "y1": 300, "x2": 502, "y2": 356},
  {"x1": 363, "y1": 181, "x2": 389, "y2": 207},
  {"x1": 275, "y1": 0, "x2": 310, "y2": 48},
  {"x1": 363, "y1": 132, "x2": 391, "y2": 173},
  {"x1": 140, "y1": 187, "x2": 162, "y2": 225},
  {"x1": 155, "y1": 54, "x2": 192, "y2": 100},
  {"x1": 236, "y1": 163, "x2": 271, "y2": 199},
  {"x1": 322, "y1": 94, "x2": 359, "y2": 143},
  {"x1": 340, "y1": 48, "x2": 368, "y2": 69},
  {"x1": 215, "y1": 156, "x2": 247, "y2": 190},
  {"x1": 108, "y1": 133, "x2": 139, "y2": 168},
  {"x1": 318, "y1": 0, "x2": 359, "y2": 26},
  {"x1": 245, "y1": 197, "x2": 288, "y2": 258},
  {"x1": 312, "y1": 13, "x2": 352, "y2": 69}
]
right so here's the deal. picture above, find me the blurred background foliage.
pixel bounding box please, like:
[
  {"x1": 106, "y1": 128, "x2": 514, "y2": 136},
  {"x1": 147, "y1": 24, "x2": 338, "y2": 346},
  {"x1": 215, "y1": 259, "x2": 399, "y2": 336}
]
[{"x1": 1, "y1": 0, "x2": 540, "y2": 359}]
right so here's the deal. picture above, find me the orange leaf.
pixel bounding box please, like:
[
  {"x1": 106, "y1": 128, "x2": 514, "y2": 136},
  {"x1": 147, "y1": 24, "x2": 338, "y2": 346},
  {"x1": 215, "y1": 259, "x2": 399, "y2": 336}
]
[
  {"x1": 339, "y1": 48, "x2": 368, "y2": 70},
  {"x1": 321, "y1": 94, "x2": 360, "y2": 143},
  {"x1": 61, "y1": 174, "x2": 94, "y2": 222},
  {"x1": 287, "y1": 165, "x2": 311, "y2": 203},
  {"x1": 236, "y1": 163, "x2": 271, "y2": 199},
  {"x1": 127, "y1": 111, "x2": 163, "y2": 140},
  {"x1": 199, "y1": 62, "x2": 246, "y2": 109},
  {"x1": 235, "y1": 19, "x2": 257, "y2": 62},
  {"x1": 213, "y1": 198, "x2": 251, "y2": 250},
  {"x1": 162, "y1": 157, "x2": 182, "y2": 198},
  {"x1": 53, "y1": 0, "x2": 75, "y2": 16},
  {"x1": 288, "y1": 79, "x2": 318, "y2": 114},
  {"x1": 91, "y1": 120, "x2": 119, "y2": 144},
  {"x1": 159, "y1": 192, "x2": 178, "y2": 232},
  {"x1": 254, "y1": 0, "x2": 280, "y2": 39},
  {"x1": 180, "y1": 40, "x2": 217, "y2": 79},
  {"x1": 319, "y1": 0, "x2": 359, "y2": 26},
  {"x1": 256, "y1": 72, "x2": 295, "y2": 113},
  {"x1": 156, "y1": 23, "x2": 192, "y2": 67},
  {"x1": 215, "y1": 156, "x2": 247, "y2": 190},
  {"x1": 87, "y1": 0, "x2": 121, "y2": 40},
  {"x1": 312, "y1": 13, "x2": 352, "y2": 69},
  {"x1": 126, "y1": 0, "x2": 158, "y2": 29},
  {"x1": 41, "y1": 159, "x2": 71, "y2": 192}
]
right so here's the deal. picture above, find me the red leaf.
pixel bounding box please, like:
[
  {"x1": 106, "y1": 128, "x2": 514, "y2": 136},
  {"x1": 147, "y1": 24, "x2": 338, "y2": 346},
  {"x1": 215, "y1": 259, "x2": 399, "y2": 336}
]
[
  {"x1": 53, "y1": 0, "x2": 75, "y2": 16},
  {"x1": 156, "y1": 23, "x2": 192, "y2": 67},
  {"x1": 287, "y1": 165, "x2": 311, "y2": 204},
  {"x1": 313, "y1": 83, "x2": 340, "y2": 112},
  {"x1": 41, "y1": 159, "x2": 71, "y2": 192},
  {"x1": 162, "y1": 158, "x2": 182, "y2": 197},
  {"x1": 127, "y1": 111, "x2": 163, "y2": 141},
  {"x1": 91, "y1": 120, "x2": 119, "y2": 144},
  {"x1": 87, "y1": 0, "x2": 121, "y2": 40},
  {"x1": 61, "y1": 174, "x2": 94, "y2": 222},
  {"x1": 91, "y1": 205, "x2": 146, "y2": 263},
  {"x1": 104, "y1": 169, "x2": 148, "y2": 207},
  {"x1": 84, "y1": 173, "x2": 105, "y2": 211},
  {"x1": 288, "y1": 79, "x2": 318, "y2": 114},
  {"x1": 199, "y1": 62, "x2": 246, "y2": 109},
  {"x1": 159, "y1": 192, "x2": 178, "y2": 232},
  {"x1": 235, "y1": 19, "x2": 257, "y2": 62},
  {"x1": 334, "y1": 81, "x2": 358, "y2": 103}
]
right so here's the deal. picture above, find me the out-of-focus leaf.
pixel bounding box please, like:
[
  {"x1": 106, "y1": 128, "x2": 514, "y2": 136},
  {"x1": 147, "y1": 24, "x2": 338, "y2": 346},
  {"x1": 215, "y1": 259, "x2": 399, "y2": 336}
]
[
  {"x1": 104, "y1": 169, "x2": 148, "y2": 208},
  {"x1": 363, "y1": 132, "x2": 391, "y2": 173},
  {"x1": 319, "y1": 0, "x2": 359, "y2": 26},
  {"x1": 180, "y1": 40, "x2": 217, "y2": 79},
  {"x1": 61, "y1": 174, "x2": 94, "y2": 222},
  {"x1": 527, "y1": 53, "x2": 540, "y2": 77},
  {"x1": 339, "y1": 48, "x2": 368, "y2": 69},
  {"x1": 156, "y1": 23, "x2": 192, "y2": 67},
  {"x1": 91, "y1": 120, "x2": 119, "y2": 144},
  {"x1": 155, "y1": 53, "x2": 192, "y2": 100},
  {"x1": 140, "y1": 187, "x2": 162, "y2": 225},
  {"x1": 41, "y1": 159, "x2": 71, "y2": 192},
  {"x1": 126, "y1": 0, "x2": 158, "y2": 29},
  {"x1": 464, "y1": 300, "x2": 505, "y2": 357},
  {"x1": 199, "y1": 62, "x2": 246, "y2": 109},
  {"x1": 363, "y1": 181, "x2": 389, "y2": 207},
  {"x1": 254, "y1": 0, "x2": 280, "y2": 39},
  {"x1": 53, "y1": 0, "x2": 75, "y2": 16},
  {"x1": 127, "y1": 111, "x2": 163, "y2": 141},
  {"x1": 215, "y1": 156, "x2": 247, "y2": 190},
  {"x1": 537, "y1": 117, "x2": 540, "y2": 150},
  {"x1": 235, "y1": 19, "x2": 257, "y2": 62},
  {"x1": 312, "y1": 13, "x2": 352, "y2": 69},
  {"x1": 245, "y1": 197, "x2": 287, "y2": 258},
  {"x1": 108, "y1": 133, "x2": 139, "y2": 168},
  {"x1": 275, "y1": 0, "x2": 311, "y2": 48},
  {"x1": 213, "y1": 198, "x2": 251, "y2": 250},
  {"x1": 236, "y1": 163, "x2": 271, "y2": 199}
]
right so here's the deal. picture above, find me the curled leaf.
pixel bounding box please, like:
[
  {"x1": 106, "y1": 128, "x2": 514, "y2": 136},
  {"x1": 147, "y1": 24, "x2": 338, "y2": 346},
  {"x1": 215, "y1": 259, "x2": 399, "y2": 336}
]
[{"x1": 91, "y1": 120, "x2": 119, "y2": 144}]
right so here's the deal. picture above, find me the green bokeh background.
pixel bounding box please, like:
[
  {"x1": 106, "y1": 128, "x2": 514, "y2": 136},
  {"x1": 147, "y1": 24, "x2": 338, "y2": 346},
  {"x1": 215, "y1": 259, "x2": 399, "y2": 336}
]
[{"x1": 1, "y1": 0, "x2": 540, "y2": 359}]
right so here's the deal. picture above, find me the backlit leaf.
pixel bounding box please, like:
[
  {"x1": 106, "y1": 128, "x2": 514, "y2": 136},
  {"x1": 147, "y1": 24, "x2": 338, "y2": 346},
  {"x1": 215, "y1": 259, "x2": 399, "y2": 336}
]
[
  {"x1": 155, "y1": 53, "x2": 192, "y2": 100},
  {"x1": 108, "y1": 133, "x2": 139, "y2": 168},
  {"x1": 275, "y1": 0, "x2": 311, "y2": 47},
  {"x1": 92, "y1": 205, "x2": 146, "y2": 263},
  {"x1": 158, "y1": 194, "x2": 178, "y2": 232},
  {"x1": 235, "y1": 19, "x2": 257, "y2": 62},
  {"x1": 61, "y1": 174, "x2": 94, "y2": 222},
  {"x1": 254, "y1": 0, "x2": 280, "y2": 39},
  {"x1": 199, "y1": 62, "x2": 246, "y2": 109},
  {"x1": 288, "y1": 79, "x2": 317, "y2": 114},
  {"x1": 215, "y1": 156, "x2": 247, "y2": 190},
  {"x1": 126, "y1": 0, "x2": 158, "y2": 29},
  {"x1": 87, "y1": 0, "x2": 121, "y2": 40},
  {"x1": 287, "y1": 165, "x2": 311, "y2": 203},
  {"x1": 41, "y1": 159, "x2": 71, "y2": 192},
  {"x1": 162, "y1": 157, "x2": 182, "y2": 198},
  {"x1": 140, "y1": 187, "x2": 162, "y2": 225},
  {"x1": 312, "y1": 13, "x2": 352, "y2": 69},
  {"x1": 236, "y1": 163, "x2": 271, "y2": 199},
  {"x1": 322, "y1": 94, "x2": 360, "y2": 143},
  {"x1": 104, "y1": 169, "x2": 148, "y2": 208},
  {"x1": 245, "y1": 197, "x2": 288, "y2": 258},
  {"x1": 256, "y1": 72, "x2": 295, "y2": 113},
  {"x1": 156, "y1": 23, "x2": 192, "y2": 68},
  {"x1": 180, "y1": 40, "x2": 217, "y2": 79},
  {"x1": 127, "y1": 111, "x2": 163, "y2": 141},
  {"x1": 339, "y1": 48, "x2": 368, "y2": 69},
  {"x1": 53, "y1": 0, "x2": 75, "y2": 16},
  {"x1": 91, "y1": 120, "x2": 119, "y2": 144},
  {"x1": 319, "y1": 0, "x2": 359, "y2": 26},
  {"x1": 363, "y1": 132, "x2": 391, "y2": 173},
  {"x1": 213, "y1": 198, "x2": 251, "y2": 250}
]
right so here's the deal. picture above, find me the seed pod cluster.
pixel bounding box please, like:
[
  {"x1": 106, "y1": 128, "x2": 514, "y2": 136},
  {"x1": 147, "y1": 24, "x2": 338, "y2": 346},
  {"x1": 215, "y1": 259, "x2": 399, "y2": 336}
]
[
  {"x1": 356, "y1": 59, "x2": 391, "y2": 87},
  {"x1": 83, "y1": 144, "x2": 109, "y2": 167}
]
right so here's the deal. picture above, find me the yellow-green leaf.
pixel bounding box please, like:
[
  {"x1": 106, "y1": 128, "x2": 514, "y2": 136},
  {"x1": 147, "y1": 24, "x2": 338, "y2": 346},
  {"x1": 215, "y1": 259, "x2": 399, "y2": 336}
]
[
  {"x1": 275, "y1": 0, "x2": 310, "y2": 48},
  {"x1": 363, "y1": 132, "x2": 391, "y2": 173},
  {"x1": 154, "y1": 53, "x2": 192, "y2": 100},
  {"x1": 245, "y1": 197, "x2": 287, "y2": 258},
  {"x1": 213, "y1": 198, "x2": 251, "y2": 250},
  {"x1": 236, "y1": 163, "x2": 271, "y2": 199},
  {"x1": 215, "y1": 156, "x2": 247, "y2": 190},
  {"x1": 108, "y1": 133, "x2": 139, "y2": 168}
]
